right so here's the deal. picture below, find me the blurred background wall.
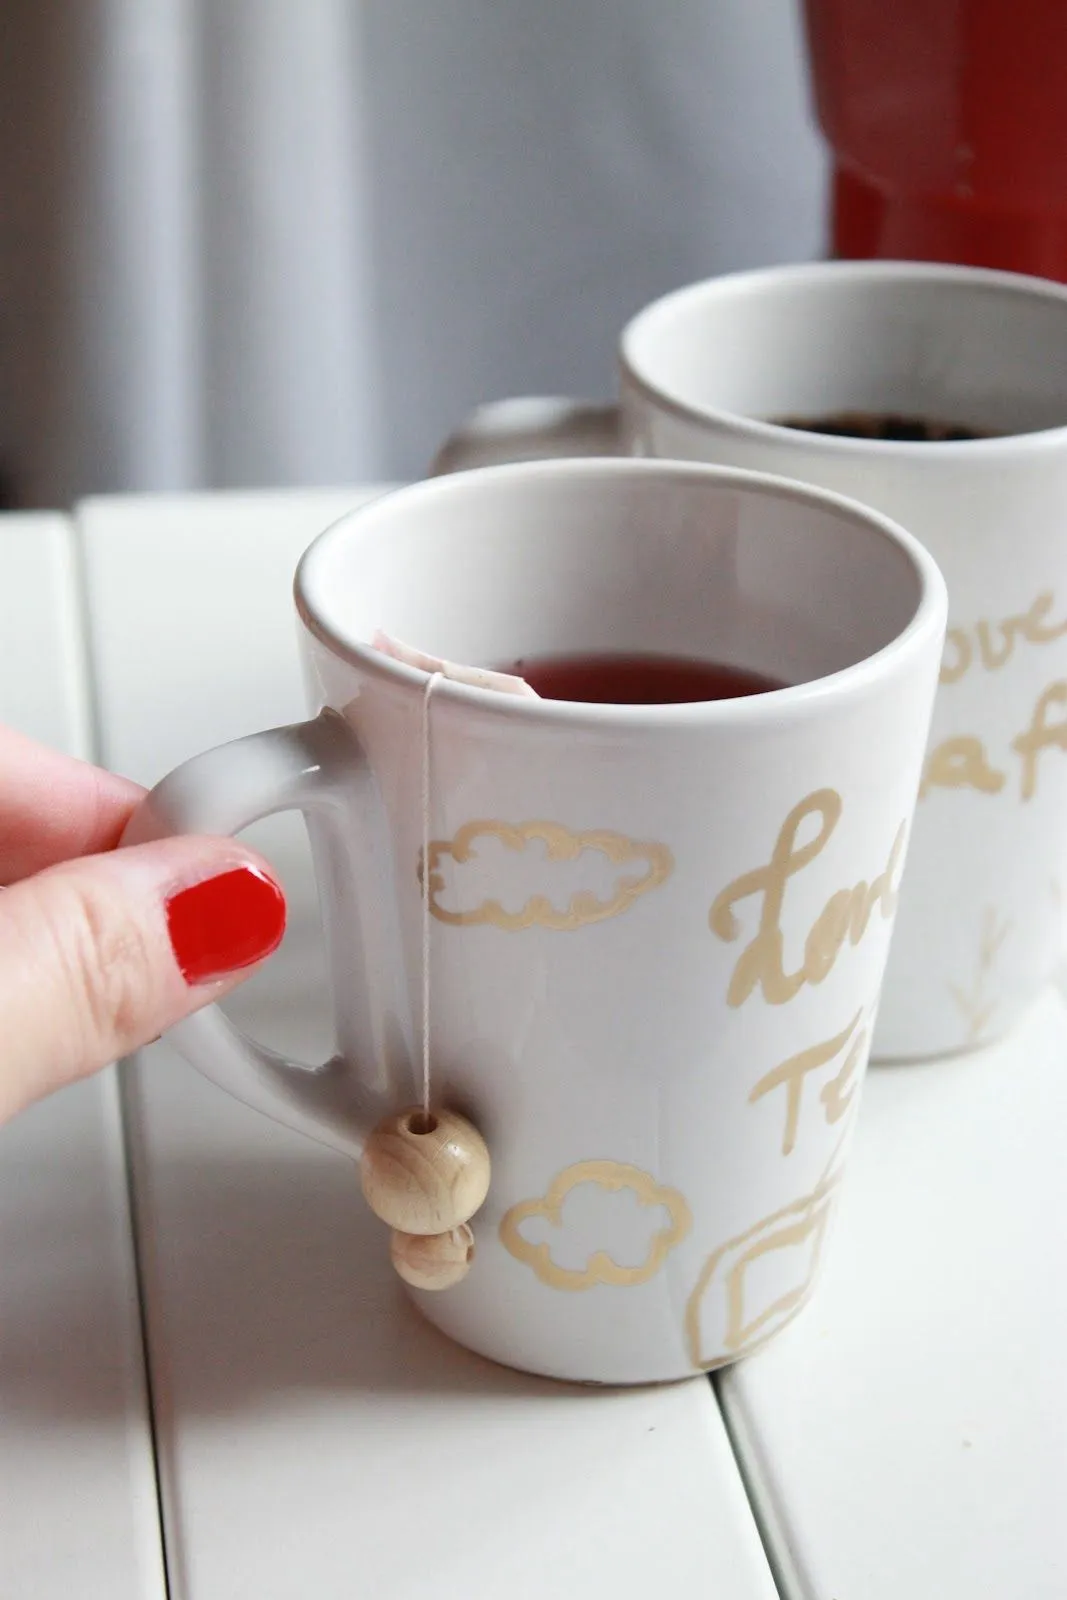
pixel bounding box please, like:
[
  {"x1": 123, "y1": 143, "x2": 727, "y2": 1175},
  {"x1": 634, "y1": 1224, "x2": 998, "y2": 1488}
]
[{"x1": 0, "y1": 0, "x2": 826, "y2": 506}]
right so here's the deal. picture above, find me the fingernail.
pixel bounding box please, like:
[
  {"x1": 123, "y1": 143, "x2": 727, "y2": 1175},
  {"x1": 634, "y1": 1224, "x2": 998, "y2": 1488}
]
[{"x1": 166, "y1": 865, "x2": 287, "y2": 986}]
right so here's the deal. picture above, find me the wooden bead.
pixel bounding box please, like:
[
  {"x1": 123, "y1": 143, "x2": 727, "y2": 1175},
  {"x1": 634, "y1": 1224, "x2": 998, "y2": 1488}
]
[
  {"x1": 390, "y1": 1225, "x2": 475, "y2": 1291},
  {"x1": 361, "y1": 1105, "x2": 490, "y2": 1235}
]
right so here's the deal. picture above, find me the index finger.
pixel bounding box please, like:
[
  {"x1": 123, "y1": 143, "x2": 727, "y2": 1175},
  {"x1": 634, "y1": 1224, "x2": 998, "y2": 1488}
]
[{"x1": 0, "y1": 725, "x2": 144, "y2": 884}]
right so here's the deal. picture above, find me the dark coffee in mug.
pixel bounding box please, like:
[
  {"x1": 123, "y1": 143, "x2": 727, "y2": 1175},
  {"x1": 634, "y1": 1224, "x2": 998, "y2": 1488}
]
[
  {"x1": 502, "y1": 652, "x2": 785, "y2": 705},
  {"x1": 773, "y1": 411, "x2": 995, "y2": 443}
]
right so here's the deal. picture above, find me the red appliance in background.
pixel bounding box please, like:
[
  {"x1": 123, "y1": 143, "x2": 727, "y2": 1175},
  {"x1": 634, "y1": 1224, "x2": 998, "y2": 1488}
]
[{"x1": 804, "y1": 0, "x2": 1067, "y2": 281}]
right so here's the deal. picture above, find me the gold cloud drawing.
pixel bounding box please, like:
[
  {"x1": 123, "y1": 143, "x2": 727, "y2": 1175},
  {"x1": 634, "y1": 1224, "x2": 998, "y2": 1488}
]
[
  {"x1": 421, "y1": 820, "x2": 673, "y2": 931},
  {"x1": 499, "y1": 1160, "x2": 692, "y2": 1290}
]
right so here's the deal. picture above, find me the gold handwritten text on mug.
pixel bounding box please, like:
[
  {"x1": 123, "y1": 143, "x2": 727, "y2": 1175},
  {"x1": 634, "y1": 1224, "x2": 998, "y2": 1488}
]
[
  {"x1": 1013, "y1": 682, "x2": 1067, "y2": 799},
  {"x1": 920, "y1": 735, "x2": 1006, "y2": 798},
  {"x1": 421, "y1": 820, "x2": 673, "y2": 931},
  {"x1": 748, "y1": 1006, "x2": 867, "y2": 1156},
  {"x1": 939, "y1": 590, "x2": 1067, "y2": 685},
  {"x1": 709, "y1": 790, "x2": 906, "y2": 1008},
  {"x1": 922, "y1": 677, "x2": 1067, "y2": 801}
]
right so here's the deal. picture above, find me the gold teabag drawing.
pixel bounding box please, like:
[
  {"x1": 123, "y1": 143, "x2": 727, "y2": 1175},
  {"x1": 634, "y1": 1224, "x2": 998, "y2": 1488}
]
[{"x1": 372, "y1": 631, "x2": 539, "y2": 698}]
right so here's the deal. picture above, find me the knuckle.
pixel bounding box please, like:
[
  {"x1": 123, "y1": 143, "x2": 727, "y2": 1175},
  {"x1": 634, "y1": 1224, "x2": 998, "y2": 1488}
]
[{"x1": 46, "y1": 877, "x2": 155, "y2": 1055}]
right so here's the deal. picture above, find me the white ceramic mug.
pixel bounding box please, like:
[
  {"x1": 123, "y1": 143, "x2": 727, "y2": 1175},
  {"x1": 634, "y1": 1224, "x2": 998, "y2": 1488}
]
[
  {"x1": 436, "y1": 263, "x2": 1067, "y2": 1059},
  {"x1": 126, "y1": 459, "x2": 944, "y2": 1384}
]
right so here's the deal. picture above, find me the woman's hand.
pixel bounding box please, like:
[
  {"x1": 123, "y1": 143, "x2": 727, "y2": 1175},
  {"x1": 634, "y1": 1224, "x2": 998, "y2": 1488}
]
[{"x1": 0, "y1": 725, "x2": 286, "y2": 1124}]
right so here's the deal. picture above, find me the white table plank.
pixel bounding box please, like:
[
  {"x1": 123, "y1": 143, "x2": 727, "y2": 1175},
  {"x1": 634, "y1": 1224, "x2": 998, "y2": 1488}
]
[
  {"x1": 80, "y1": 488, "x2": 778, "y2": 1600},
  {"x1": 720, "y1": 985, "x2": 1067, "y2": 1600},
  {"x1": 0, "y1": 512, "x2": 91, "y2": 754},
  {"x1": 0, "y1": 514, "x2": 166, "y2": 1600}
]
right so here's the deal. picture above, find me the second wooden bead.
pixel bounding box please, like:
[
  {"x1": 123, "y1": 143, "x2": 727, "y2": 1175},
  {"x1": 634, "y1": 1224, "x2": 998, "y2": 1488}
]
[
  {"x1": 361, "y1": 1105, "x2": 490, "y2": 1235},
  {"x1": 390, "y1": 1225, "x2": 475, "y2": 1291}
]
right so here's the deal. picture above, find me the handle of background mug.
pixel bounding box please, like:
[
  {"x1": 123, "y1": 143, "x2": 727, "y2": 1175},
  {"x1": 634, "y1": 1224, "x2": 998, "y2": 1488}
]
[
  {"x1": 429, "y1": 396, "x2": 623, "y2": 474},
  {"x1": 121, "y1": 709, "x2": 372, "y2": 1162}
]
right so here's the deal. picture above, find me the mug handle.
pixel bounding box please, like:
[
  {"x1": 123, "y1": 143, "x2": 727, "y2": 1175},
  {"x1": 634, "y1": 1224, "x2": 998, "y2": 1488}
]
[
  {"x1": 122, "y1": 709, "x2": 377, "y2": 1161},
  {"x1": 430, "y1": 396, "x2": 622, "y2": 475}
]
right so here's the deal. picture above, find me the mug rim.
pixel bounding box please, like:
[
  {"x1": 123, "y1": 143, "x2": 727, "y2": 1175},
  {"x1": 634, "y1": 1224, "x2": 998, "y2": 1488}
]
[
  {"x1": 619, "y1": 259, "x2": 1067, "y2": 458},
  {"x1": 295, "y1": 458, "x2": 946, "y2": 730}
]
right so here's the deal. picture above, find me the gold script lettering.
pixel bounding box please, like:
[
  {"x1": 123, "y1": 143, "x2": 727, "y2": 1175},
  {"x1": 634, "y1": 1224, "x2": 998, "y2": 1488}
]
[
  {"x1": 1012, "y1": 680, "x2": 1067, "y2": 801},
  {"x1": 1018, "y1": 591, "x2": 1067, "y2": 646},
  {"x1": 710, "y1": 791, "x2": 905, "y2": 1008},
  {"x1": 749, "y1": 1010, "x2": 863, "y2": 1156},
  {"x1": 939, "y1": 591, "x2": 1067, "y2": 686},
  {"x1": 975, "y1": 618, "x2": 1014, "y2": 672},
  {"x1": 939, "y1": 628, "x2": 972, "y2": 685},
  {"x1": 920, "y1": 735, "x2": 1007, "y2": 799},
  {"x1": 819, "y1": 1024, "x2": 866, "y2": 1127}
]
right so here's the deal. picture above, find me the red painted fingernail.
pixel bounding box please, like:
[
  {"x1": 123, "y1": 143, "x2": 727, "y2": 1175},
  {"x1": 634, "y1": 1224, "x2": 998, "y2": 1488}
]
[{"x1": 166, "y1": 865, "x2": 287, "y2": 985}]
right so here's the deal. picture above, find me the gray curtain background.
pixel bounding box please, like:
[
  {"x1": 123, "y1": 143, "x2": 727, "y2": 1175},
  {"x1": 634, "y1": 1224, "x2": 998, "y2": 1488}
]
[{"x1": 1, "y1": 0, "x2": 827, "y2": 506}]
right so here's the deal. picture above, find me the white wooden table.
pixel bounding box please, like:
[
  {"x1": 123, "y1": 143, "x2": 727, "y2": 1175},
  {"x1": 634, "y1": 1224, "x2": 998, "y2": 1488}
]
[{"x1": 2, "y1": 489, "x2": 1065, "y2": 1598}]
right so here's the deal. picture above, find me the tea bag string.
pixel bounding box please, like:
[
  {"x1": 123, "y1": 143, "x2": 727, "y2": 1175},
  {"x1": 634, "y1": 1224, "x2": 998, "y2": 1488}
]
[
  {"x1": 359, "y1": 653, "x2": 490, "y2": 1294},
  {"x1": 420, "y1": 671, "x2": 441, "y2": 1119}
]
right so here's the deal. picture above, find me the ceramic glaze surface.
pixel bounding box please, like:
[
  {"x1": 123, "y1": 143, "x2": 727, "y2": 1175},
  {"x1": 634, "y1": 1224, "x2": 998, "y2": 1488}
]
[{"x1": 126, "y1": 460, "x2": 944, "y2": 1382}]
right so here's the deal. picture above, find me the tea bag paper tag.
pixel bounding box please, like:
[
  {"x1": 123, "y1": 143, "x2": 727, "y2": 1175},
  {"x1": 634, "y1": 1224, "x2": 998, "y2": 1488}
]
[{"x1": 372, "y1": 631, "x2": 539, "y2": 698}]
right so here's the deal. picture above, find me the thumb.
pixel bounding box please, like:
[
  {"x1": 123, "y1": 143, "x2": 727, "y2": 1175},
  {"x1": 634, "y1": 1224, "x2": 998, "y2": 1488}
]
[{"x1": 0, "y1": 836, "x2": 286, "y2": 1124}]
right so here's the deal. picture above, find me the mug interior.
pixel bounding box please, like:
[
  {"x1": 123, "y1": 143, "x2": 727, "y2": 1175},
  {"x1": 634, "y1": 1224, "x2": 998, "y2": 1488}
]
[
  {"x1": 622, "y1": 264, "x2": 1067, "y2": 441},
  {"x1": 298, "y1": 460, "x2": 927, "y2": 697}
]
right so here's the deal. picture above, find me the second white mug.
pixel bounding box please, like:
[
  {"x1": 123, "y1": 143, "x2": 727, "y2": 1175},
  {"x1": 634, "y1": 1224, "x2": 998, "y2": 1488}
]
[{"x1": 435, "y1": 261, "x2": 1067, "y2": 1059}]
